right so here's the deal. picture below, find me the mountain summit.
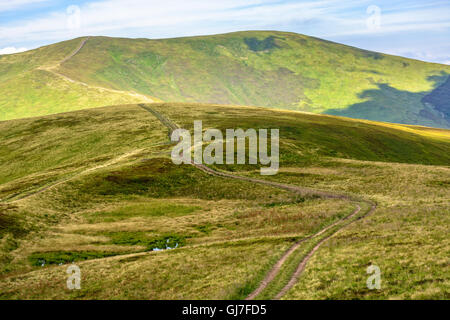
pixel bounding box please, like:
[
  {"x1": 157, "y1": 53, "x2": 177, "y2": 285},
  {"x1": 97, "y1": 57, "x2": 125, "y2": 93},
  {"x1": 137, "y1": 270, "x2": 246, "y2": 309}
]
[{"x1": 1, "y1": 31, "x2": 449, "y2": 128}]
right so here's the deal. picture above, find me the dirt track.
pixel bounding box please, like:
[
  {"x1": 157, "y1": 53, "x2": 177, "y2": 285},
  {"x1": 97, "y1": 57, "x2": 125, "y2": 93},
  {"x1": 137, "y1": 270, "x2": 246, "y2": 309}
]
[
  {"x1": 138, "y1": 103, "x2": 377, "y2": 300},
  {"x1": 0, "y1": 103, "x2": 376, "y2": 297},
  {"x1": 39, "y1": 38, "x2": 155, "y2": 103},
  {"x1": 60, "y1": 37, "x2": 90, "y2": 64},
  {"x1": 0, "y1": 149, "x2": 144, "y2": 203}
]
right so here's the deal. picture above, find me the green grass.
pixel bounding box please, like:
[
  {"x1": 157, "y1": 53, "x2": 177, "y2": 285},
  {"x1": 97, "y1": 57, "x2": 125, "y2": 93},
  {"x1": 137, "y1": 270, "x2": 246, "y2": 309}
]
[
  {"x1": 0, "y1": 69, "x2": 141, "y2": 121},
  {"x1": 105, "y1": 232, "x2": 186, "y2": 250},
  {"x1": 150, "y1": 103, "x2": 450, "y2": 166},
  {"x1": 84, "y1": 202, "x2": 200, "y2": 223},
  {"x1": 0, "y1": 104, "x2": 167, "y2": 187},
  {"x1": 282, "y1": 204, "x2": 450, "y2": 300},
  {"x1": 28, "y1": 251, "x2": 121, "y2": 266},
  {"x1": 0, "y1": 103, "x2": 448, "y2": 300},
  {"x1": 0, "y1": 204, "x2": 29, "y2": 238},
  {"x1": 253, "y1": 202, "x2": 368, "y2": 300},
  {"x1": 1, "y1": 31, "x2": 450, "y2": 127}
]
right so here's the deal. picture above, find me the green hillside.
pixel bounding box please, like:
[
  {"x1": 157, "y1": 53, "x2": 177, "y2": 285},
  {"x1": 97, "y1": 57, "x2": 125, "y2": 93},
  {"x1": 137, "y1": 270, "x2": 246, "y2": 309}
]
[
  {"x1": 0, "y1": 38, "x2": 155, "y2": 120},
  {"x1": 0, "y1": 103, "x2": 448, "y2": 299},
  {"x1": 0, "y1": 103, "x2": 448, "y2": 189},
  {"x1": 1, "y1": 31, "x2": 449, "y2": 127}
]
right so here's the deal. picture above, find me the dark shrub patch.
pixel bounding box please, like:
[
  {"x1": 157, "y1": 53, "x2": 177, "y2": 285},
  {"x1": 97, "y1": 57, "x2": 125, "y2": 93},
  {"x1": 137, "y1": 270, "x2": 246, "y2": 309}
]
[
  {"x1": 263, "y1": 196, "x2": 306, "y2": 208},
  {"x1": 106, "y1": 231, "x2": 187, "y2": 250},
  {"x1": 0, "y1": 205, "x2": 28, "y2": 238},
  {"x1": 28, "y1": 251, "x2": 120, "y2": 266}
]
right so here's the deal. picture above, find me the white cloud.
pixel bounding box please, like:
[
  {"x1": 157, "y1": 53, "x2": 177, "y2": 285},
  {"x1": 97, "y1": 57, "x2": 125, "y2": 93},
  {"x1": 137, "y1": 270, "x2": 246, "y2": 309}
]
[
  {"x1": 0, "y1": 0, "x2": 449, "y2": 64},
  {"x1": 381, "y1": 44, "x2": 450, "y2": 65},
  {"x1": 1, "y1": 0, "x2": 447, "y2": 42},
  {"x1": 0, "y1": 46, "x2": 28, "y2": 55},
  {"x1": 325, "y1": 4, "x2": 450, "y2": 37},
  {"x1": 0, "y1": 0, "x2": 359, "y2": 43},
  {"x1": 0, "y1": 0, "x2": 49, "y2": 12}
]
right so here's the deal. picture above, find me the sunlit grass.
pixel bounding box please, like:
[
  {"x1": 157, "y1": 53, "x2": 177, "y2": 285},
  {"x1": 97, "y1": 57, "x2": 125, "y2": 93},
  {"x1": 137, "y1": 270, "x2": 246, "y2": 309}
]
[
  {"x1": 1, "y1": 31, "x2": 450, "y2": 127},
  {"x1": 0, "y1": 103, "x2": 448, "y2": 299}
]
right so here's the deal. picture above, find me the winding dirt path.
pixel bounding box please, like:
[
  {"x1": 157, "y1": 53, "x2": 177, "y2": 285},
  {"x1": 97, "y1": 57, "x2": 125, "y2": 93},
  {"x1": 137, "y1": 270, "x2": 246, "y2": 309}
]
[
  {"x1": 246, "y1": 204, "x2": 361, "y2": 300},
  {"x1": 138, "y1": 103, "x2": 377, "y2": 300},
  {"x1": 0, "y1": 103, "x2": 376, "y2": 297},
  {"x1": 1, "y1": 149, "x2": 144, "y2": 203},
  {"x1": 60, "y1": 37, "x2": 90, "y2": 64},
  {"x1": 38, "y1": 38, "x2": 155, "y2": 103}
]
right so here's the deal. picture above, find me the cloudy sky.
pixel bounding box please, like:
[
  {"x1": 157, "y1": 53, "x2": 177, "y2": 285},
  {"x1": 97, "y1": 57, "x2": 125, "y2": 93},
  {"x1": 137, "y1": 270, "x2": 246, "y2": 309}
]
[{"x1": 0, "y1": 0, "x2": 449, "y2": 64}]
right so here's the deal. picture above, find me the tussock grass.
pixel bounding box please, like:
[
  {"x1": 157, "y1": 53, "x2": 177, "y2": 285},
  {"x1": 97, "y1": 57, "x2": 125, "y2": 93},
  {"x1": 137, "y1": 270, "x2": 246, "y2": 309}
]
[
  {"x1": 83, "y1": 202, "x2": 200, "y2": 223},
  {"x1": 0, "y1": 103, "x2": 448, "y2": 299}
]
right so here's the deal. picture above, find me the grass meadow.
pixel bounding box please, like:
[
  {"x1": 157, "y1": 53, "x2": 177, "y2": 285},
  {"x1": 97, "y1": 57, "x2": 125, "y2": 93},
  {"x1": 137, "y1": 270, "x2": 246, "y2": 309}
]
[{"x1": 0, "y1": 103, "x2": 448, "y2": 299}]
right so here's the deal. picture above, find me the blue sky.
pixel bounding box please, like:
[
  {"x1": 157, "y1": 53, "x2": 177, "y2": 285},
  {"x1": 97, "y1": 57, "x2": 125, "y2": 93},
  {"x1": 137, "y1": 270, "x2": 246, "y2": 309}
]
[{"x1": 0, "y1": 0, "x2": 449, "y2": 64}]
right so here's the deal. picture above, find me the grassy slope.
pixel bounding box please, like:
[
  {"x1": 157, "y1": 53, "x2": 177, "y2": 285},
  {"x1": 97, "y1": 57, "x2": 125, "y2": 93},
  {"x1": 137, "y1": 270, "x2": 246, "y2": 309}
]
[
  {"x1": 1, "y1": 31, "x2": 450, "y2": 127},
  {"x1": 0, "y1": 69, "x2": 144, "y2": 120},
  {"x1": 0, "y1": 103, "x2": 449, "y2": 299},
  {"x1": 152, "y1": 103, "x2": 450, "y2": 166},
  {"x1": 1, "y1": 103, "x2": 448, "y2": 189},
  {"x1": 0, "y1": 105, "x2": 168, "y2": 187},
  {"x1": 0, "y1": 38, "x2": 146, "y2": 121}
]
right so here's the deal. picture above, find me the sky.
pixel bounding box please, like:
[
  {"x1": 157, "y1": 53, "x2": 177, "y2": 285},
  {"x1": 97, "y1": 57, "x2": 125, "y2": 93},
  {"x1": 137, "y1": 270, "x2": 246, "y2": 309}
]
[{"x1": 0, "y1": 0, "x2": 449, "y2": 64}]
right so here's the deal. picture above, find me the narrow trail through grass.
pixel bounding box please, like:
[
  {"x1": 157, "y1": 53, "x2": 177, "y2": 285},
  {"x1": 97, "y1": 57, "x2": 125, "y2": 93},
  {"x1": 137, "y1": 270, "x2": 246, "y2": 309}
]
[
  {"x1": 38, "y1": 37, "x2": 156, "y2": 104},
  {"x1": 0, "y1": 102, "x2": 378, "y2": 299},
  {"x1": 137, "y1": 103, "x2": 377, "y2": 300},
  {"x1": 0, "y1": 149, "x2": 145, "y2": 203}
]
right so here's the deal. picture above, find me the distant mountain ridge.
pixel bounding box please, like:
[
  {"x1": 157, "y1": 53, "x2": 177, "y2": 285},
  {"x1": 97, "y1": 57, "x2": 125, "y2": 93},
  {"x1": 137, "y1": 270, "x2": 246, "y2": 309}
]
[{"x1": 1, "y1": 31, "x2": 449, "y2": 128}]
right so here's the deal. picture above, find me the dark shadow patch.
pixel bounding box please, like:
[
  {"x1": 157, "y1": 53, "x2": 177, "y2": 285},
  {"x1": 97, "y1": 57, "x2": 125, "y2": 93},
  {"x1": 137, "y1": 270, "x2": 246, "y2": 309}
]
[
  {"x1": 426, "y1": 179, "x2": 450, "y2": 188},
  {"x1": 263, "y1": 196, "x2": 306, "y2": 208},
  {"x1": 361, "y1": 69, "x2": 383, "y2": 75},
  {"x1": 194, "y1": 224, "x2": 214, "y2": 235},
  {"x1": 118, "y1": 255, "x2": 146, "y2": 263},
  {"x1": 357, "y1": 49, "x2": 384, "y2": 60},
  {"x1": 325, "y1": 73, "x2": 450, "y2": 128},
  {"x1": 84, "y1": 158, "x2": 179, "y2": 196},
  {"x1": 422, "y1": 73, "x2": 450, "y2": 122},
  {"x1": 244, "y1": 36, "x2": 281, "y2": 52},
  {"x1": 0, "y1": 204, "x2": 28, "y2": 238}
]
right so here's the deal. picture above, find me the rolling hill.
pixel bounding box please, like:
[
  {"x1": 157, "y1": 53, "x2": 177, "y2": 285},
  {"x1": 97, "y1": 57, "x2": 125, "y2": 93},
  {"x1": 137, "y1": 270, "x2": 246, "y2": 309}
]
[
  {"x1": 0, "y1": 103, "x2": 449, "y2": 299},
  {"x1": 1, "y1": 31, "x2": 450, "y2": 128}
]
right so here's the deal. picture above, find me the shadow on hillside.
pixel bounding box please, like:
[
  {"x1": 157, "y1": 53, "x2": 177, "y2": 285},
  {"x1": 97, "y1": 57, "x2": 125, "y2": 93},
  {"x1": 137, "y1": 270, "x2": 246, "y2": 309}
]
[
  {"x1": 324, "y1": 72, "x2": 450, "y2": 128},
  {"x1": 422, "y1": 73, "x2": 450, "y2": 121}
]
